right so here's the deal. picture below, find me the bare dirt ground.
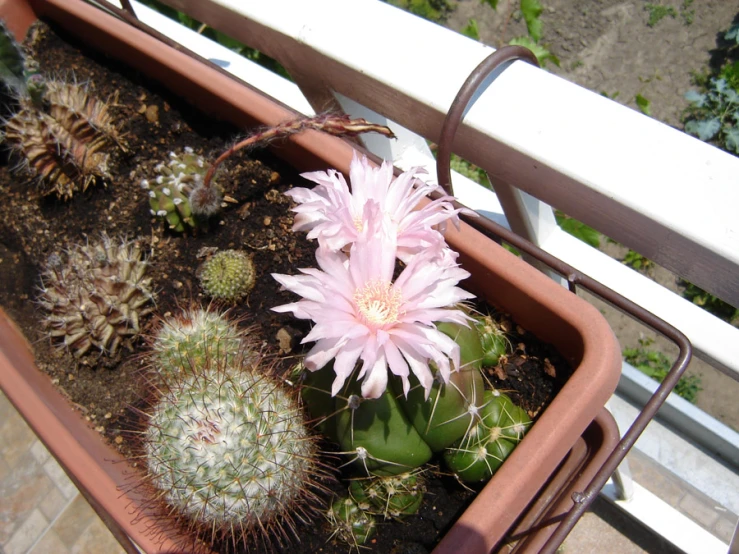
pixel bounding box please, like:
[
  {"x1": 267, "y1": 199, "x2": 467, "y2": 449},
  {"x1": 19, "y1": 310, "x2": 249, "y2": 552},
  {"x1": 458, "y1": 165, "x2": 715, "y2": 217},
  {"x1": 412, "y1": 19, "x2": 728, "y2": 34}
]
[{"x1": 445, "y1": 0, "x2": 739, "y2": 429}]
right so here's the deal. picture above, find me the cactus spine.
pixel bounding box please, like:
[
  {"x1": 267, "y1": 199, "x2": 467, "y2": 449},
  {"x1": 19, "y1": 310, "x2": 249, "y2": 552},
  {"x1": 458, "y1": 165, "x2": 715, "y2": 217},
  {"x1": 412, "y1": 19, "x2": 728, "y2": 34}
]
[
  {"x1": 38, "y1": 234, "x2": 155, "y2": 358},
  {"x1": 326, "y1": 495, "x2": 377, "y2": 549}
]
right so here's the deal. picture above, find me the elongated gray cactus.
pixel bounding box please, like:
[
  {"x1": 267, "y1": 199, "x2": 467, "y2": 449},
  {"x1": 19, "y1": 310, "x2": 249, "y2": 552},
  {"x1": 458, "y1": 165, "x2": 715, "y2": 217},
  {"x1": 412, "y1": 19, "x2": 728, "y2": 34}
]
[{"x1": 38, "y1": 233, "x2": 155, "y2": 357}]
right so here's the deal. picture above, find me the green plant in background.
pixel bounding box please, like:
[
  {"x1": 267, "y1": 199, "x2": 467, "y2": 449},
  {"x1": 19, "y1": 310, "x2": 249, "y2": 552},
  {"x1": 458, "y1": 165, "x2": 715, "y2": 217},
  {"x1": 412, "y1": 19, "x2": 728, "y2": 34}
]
[
  {"x1": 623, "y1": 338, "x2": 702, "y2": 403},
  {"x1": 622, "y1": 249, "x2": 654, "y2": 271},
  {"x1": 384, "y1": 0, "x2": 453, "y2": 22},
  {"x1": 644, "y1": 3, "x2": 677, "y2": 28},
  {"x1": 138, "y1": 0, "x2": 291, "y2": 79},
  {"x1": 554, "y1": 211, "x2": 601, "y2": 248},
  {"x1": 684, "y1": 75, "x2": 739, "y2": 154},
  {"x1": 683, "y1": 24, "x2": 739, "y2": 155},
  {"x1": 635, "y1": 93, "x2": 652, "y2": 116},
  {"x1": 680, "y1": 281, "x2": 739, "y2": 325}
]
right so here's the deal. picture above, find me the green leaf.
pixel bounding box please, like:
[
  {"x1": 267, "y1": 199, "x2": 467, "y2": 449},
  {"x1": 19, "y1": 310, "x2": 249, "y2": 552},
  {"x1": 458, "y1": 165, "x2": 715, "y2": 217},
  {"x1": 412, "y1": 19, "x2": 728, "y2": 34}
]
[
  {"x1": 726, "y1": 23, "x2": 739, "y2": 44},
  {"x1": 684, "y1": 90, "x2": 705, "y2": 107},
  {"x1": 635, "y1": 94, "x2": 651, "y2": 116},
  {"x1": 725, "y1": 128, "x2": 739, "y2": 153},
  {"x1": 520, "y1": 0, "x2": 543, "y2": 43},
  {"x1": 508, "y1": 36, "x2": 559, "y2": 68},
  {"x1": 480, "y1": 0, "x2": 499, "y2": 9},
  {"x1": 461, "y1": 18, "x2": 480, "y2": 41},
  {"x1": 685, "y1": 118, "x2": 721, "y2": 141},
  {"x1": 555, "y1": 212, "x2": 600, "y2": 248}
]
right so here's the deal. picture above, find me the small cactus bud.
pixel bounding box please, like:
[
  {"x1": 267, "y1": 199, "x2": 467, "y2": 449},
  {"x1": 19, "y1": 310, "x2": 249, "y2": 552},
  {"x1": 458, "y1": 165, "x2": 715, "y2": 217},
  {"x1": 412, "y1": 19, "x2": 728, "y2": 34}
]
[
  {"x1": 38, "y1": 233, "x2": 155, "y2": 357},
  {"x1": 198, "y1": 249, "x2": 256, "y2": 303},
  {"x1": 349, "y1": 469, "x2": 426, "y2": 520}
]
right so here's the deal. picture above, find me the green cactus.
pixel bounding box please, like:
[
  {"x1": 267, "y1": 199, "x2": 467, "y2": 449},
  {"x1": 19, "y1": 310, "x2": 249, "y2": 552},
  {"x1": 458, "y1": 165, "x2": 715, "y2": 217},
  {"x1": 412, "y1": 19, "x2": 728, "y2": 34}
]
[
  {"x1": 349, "y1": 469, "x2": 426, "y2": 519},
  {"x1": 142, "y1": 148, "x2": 222, "y2": 232},
  {"x1": 475, "y1": 315, "x2": 509, "y2": 367},
  {"x1": 198, "y1": 249, "x2": 255, "y2": 303},
  {"x1": 143, "y1": 358, "x2": 325, "y2": 546},
  {"x1": 0, "y1": 19, "x2": 29, "y2": 96},
  {"x1": 150, "y1": 307, "x2": 247, "y2": 379},
  {"x1": 38, "y1": 233, "x2": 155, "y2": 358},
  {"x1": 326, "y1": 495, "x2": 377, "y2": 549},
  {"x1": 395, "y1": 321, "x2": 485, "y2": 452},
  {"x1": 443, "y1": 390, "x2": 532, "y2": 482}
]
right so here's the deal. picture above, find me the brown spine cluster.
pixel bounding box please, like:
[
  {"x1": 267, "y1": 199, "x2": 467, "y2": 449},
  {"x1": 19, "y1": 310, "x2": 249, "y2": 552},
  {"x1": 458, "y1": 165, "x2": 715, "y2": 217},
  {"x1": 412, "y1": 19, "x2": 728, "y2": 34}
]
[
  {"x1": 4, "y1": 81, "x2": 122, "y2": 199},
  {"x1": 39, "y1": 233, "x2": 155, "y2": 358}
]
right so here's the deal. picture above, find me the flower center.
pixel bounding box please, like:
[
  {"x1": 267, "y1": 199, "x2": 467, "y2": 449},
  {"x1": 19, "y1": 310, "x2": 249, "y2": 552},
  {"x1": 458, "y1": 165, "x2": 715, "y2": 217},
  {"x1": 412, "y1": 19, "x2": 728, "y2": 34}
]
[
  {"x1": 352, "y1": 213, "x2": 364, "y2": 232},
  {"x1": 354, "y1": 280, "x2": 402, "y2": 327}
]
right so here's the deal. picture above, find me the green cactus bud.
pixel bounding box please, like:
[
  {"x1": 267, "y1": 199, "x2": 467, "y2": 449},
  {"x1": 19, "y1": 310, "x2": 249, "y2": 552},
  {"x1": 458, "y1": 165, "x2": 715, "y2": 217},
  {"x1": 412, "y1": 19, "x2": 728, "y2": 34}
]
[
  {"x1": 326, "y1": 495, "x2": 376, "y2": 548},
  {"x1": 150, "y1": 307, "x2": 247, "y2": 379},
  {"x1": 143, "y1": 358, "x2": 325, "y2": 547},
  {"x1": 198, "y1": 249, "x2": 255, "y2": 303},
  {"x1": 443, "y1": 390, "x2": 532, "y2": 483},
  {"x1": 349, "y1": 469, "x2": 426, "y2": 519},
  {"x1": 39, "y1": 233, "x2": 155, "y2": 358},
  {"x1": 143, "y1": 148, "x2": 222, "y2": 232},
  {"x1": 475, "y1": 315, "x2": 509, "y2": 366},
  {"x1": 396, "y1": 321, "x2": 485, "y2": 452}
]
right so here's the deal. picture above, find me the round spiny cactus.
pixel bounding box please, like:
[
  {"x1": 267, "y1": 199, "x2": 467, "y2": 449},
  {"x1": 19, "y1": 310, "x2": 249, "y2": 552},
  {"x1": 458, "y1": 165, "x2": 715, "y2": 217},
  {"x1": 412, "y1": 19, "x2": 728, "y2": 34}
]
[
  {"x1": 442, "y1": 390, "x2": 532, "y2": 483},
  {"x1": 38, "y1": 233, "x2": 155, "y2": 358},
  {"x1": 142, "y1": 148, "x2": 222, "y2": 232},
  {"x1": 4, "y1": 80, "x2": 122, "y2": 199},
  {"x1": 326, "y1": 495, "x2": 376, "y2": 549},
  {"x1": 150, "y1": 307, "x2": 247, "y2": 379},
  {"x1": 198, "y1": 249, "x2": 255, "y2": 303},
  {"x1": 349, "y1": 469, "x2": 426, "y2": 520},
  {"x1": 143, "y1": 359, "x2": 326, "y2": 546}
]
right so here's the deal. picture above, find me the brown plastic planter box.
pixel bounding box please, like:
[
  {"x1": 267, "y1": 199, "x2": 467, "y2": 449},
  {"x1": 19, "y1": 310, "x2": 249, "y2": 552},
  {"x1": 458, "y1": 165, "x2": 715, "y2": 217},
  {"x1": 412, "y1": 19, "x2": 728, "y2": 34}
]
[{"x1": 0, "y1": 0, "x2": 622, "y2": 552}]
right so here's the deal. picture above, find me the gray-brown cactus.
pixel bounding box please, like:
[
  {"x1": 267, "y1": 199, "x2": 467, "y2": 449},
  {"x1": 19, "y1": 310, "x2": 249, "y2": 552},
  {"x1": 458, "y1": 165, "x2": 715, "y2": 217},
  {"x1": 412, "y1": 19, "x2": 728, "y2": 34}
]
[
  {"x1": 38, "y1": 233, "x2": 155, "y2": 357},
  {"x1": 4, "y1": 80, "x2": 122, "y2": 199}
]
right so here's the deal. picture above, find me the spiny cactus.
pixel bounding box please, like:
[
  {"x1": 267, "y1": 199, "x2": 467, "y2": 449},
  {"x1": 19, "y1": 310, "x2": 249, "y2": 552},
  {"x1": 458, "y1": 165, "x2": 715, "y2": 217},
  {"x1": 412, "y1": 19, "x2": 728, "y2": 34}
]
[
  {"x1": 38, "y1": 233, "x2": 155, "y2": 358},
  {"x1": 3, "y1": 80, "x2": 122, "y2": 199},
  {"x1": 443, "y1": 390, "x2": 532, "y2": 483},
  {"x1": 141, "y1": 148, "x2": 223, "y2": 232},
  {"x1": 143, "y1": 359, "x2": 326, "y2": 547},
  {"x1": 150, "y1": 307, "x2": 246, "y2": 379},
  {"x1": 326, "y1": 495, "x2": 377, "y2": 549},
  {"x1": 475, "y1": 315, "x2": 509, "y2": 367},
  {"x1": 198, "y1": 249, "x2": 255, "y2": 303},
  {"x1": 349, "y1": 469, "x2": 426, "y2": 520}
]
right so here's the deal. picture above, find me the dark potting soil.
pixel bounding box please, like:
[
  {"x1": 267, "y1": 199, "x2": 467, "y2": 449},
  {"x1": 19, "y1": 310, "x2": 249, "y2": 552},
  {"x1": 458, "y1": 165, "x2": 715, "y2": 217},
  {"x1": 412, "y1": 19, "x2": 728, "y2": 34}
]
[{"x1": 0, "y1": 20, "x2": 572, "y2": 554}]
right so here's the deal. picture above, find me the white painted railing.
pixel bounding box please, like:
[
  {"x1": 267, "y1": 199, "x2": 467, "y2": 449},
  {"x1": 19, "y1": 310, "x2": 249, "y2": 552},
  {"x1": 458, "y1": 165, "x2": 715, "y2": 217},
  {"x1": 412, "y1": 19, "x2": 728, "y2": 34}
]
[{"x1": 100, "y1": 0, "x2": 737, "y2": 548}]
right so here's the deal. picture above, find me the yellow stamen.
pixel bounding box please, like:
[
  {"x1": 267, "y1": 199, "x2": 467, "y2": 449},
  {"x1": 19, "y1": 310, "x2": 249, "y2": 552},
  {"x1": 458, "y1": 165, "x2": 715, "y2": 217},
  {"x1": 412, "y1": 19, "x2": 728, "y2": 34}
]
[{"x1": 354, "y1": 280, "x2": 402, "y2": 326}]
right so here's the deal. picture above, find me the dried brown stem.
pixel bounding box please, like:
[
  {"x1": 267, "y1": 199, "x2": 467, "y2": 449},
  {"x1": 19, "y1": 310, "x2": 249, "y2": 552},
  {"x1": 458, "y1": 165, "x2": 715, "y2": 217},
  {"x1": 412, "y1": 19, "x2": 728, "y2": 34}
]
[{"x1": 203, "y1": 114, "x2": 395, "y2": 189}]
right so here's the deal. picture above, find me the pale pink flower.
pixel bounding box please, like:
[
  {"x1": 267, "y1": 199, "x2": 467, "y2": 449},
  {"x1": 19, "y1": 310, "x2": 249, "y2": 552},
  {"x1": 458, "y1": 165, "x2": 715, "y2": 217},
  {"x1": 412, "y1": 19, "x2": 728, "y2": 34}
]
[
  {"x1": 286, "y1": 153, "x2": 466, "y2": 260},
  {"x1": 272, "y1": 226, "x2": 474, "y2": 399}
]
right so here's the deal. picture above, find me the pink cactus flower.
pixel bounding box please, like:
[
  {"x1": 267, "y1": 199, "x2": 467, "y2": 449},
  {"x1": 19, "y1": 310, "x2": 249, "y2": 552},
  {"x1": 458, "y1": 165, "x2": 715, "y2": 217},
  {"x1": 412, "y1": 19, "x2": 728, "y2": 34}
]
[
  {"x1": 272, "y1": 224, "x2": 473, "y2": 399},
  {"x1": 286, "y1": 153, "x2": 467, "y2": 260}
]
